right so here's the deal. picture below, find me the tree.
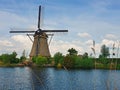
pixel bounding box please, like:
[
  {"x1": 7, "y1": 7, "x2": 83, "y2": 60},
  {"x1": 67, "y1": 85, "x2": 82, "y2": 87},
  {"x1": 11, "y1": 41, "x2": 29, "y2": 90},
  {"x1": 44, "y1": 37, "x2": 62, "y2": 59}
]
[
  {"x1": 68, "y1": 48, "x2": 78, "y2": 55},
  {"x1": 20, "y1": 50, "x2": 26, "y2": 63},
  {"x1": 11, "y1": 51, "x2": 17, "y2": 59},
  {"x1": 1, "y1": 54, "x2": 10, "y2": 63},
  {"x1": 10, "y1": 51, "x2": 18, "y2": 63},
  {"x1": 100, "y1": 44, "x2": 110, "y2": 58},
  {"x1": 63, "y1": 55, "x2": 74, "y2": 68},
  {"x1": 22, "y1": 50, "x2": 26, "y2": 57},
  {"x1": 0, "y1": 51, "x2": 19, "y2": 64},
  {"x1": 53, "y1": 52, "x2": 64, "y2": 66},
  {"x1": 83, "y1": 52, "x2": 88, "y2": 59}
]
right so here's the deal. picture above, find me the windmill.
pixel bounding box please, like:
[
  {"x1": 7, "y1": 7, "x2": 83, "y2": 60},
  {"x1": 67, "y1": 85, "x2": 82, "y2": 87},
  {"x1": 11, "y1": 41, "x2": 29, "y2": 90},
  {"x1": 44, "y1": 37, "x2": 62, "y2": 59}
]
[{"x1": 10, "y1": 6, "x2": 68, "y2": 60}]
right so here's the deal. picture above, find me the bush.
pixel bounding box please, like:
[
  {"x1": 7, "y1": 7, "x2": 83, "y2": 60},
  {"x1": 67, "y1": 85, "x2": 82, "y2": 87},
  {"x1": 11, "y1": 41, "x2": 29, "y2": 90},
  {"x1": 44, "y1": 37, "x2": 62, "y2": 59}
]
[
  {"x1": 100, "y1": 57, "x2": 109, "y2": 64},
  {"x1": 54, "y1": 52, "x2": 64, "y2": 66},
  {"x1": 74, "y1": 56, "x2": 82, "y2": 68},
  {"x1": 0, "y1": 54, "x2": 19, "y2": 64},
  {"x1": 80, "y1": 58, "x2": 94, "y2": 69},
  {"x1": 57, "y1": 63, "x2": 62, "y2": 68},
  {"x1": 63, "y1": 55, "x2": 94, "y2": 69},
  {"x1": 19, "y1": 56, "x2": 26, "y2": 63},
  {"x1": 63, "y1": 55, "x2": 80, "y2": 68},
  {"x1": 32, "y1": 56, "x2": 37, "y2": 63},
  {"x1": 1, "y1": 54, "x2": 10, "y2": 64},
  {"x1": 35, "y1": 56, "x2": 47, "y2": 66},
  {"x1": 116, "y1": 64, "x2": 120, "y2": 69},
  {"x1": 63, "y1": 55, "x2": 74, "y2": 68}
]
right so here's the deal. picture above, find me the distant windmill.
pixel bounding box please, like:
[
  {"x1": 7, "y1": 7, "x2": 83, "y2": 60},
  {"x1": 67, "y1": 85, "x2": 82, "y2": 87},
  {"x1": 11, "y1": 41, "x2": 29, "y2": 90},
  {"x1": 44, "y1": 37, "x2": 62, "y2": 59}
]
[{"x1": 10, "y1": 6, "x2": 68, "y2": 60}]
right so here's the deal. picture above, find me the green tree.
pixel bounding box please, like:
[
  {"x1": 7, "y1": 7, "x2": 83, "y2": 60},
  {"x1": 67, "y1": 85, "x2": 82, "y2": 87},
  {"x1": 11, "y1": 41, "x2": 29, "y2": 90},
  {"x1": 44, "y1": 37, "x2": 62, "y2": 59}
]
[
  {"x1": 20, "y1": 50, "x2": 26, "y2": 63},
  {"x1": 68, "y1": 48, "x2": 78, "y2": 55},
  {"x1": 9, "y1": 51, "x2": 18, "y2": 63},
  {"x1": 1, "y1": 54, "x2": 10, "y2": 64},
  {"x1": 72, "y1": 55, "x2": 82, "y2": 68},
  {"x1": 54, "y1": 52, "x2": 64, "y2": 66},
  {"x1": 83, "y1": 52, "x2": 88, "y2": 59},
  {"x1": 63, "y1": 55, "x2": 74, "y2": 68},
  {"x1": 100, "y1": 44, "x2": 110, "y2": 58},
  {"x1": 0, "y1": 51, "x2": 18, "y2": 64},
  {"x1": 20, "y1": 56, "x2": 26, "y2": 63}
]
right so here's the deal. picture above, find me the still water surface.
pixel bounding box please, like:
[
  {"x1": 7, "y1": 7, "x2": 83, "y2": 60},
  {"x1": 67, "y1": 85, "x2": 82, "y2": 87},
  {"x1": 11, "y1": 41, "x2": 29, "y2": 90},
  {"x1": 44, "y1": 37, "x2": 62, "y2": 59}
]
[{"x1": 0, "y1": 67, "x2": 120, "y2": 90}]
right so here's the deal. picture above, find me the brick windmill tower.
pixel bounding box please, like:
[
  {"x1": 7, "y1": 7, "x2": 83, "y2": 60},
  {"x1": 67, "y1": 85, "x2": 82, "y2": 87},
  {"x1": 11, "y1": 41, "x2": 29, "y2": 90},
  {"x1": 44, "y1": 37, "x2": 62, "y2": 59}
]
[{"x1": 10, "y1": 6, "x2": 68, "y2": 60}]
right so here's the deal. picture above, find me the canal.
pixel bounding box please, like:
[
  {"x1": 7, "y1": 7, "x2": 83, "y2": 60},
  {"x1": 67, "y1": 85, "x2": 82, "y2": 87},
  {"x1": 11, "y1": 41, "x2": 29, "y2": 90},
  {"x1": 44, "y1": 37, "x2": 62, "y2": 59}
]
[{"x1": 0, "y1": 67, "x2": 120, "y2": 90}]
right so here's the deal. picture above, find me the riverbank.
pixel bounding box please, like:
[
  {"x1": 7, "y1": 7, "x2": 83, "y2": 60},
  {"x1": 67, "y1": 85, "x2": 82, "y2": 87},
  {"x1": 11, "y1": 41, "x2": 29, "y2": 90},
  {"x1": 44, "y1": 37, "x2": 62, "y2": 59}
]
[
  {"x1": 0, "y1": 64, "x2": 119, "y2": 70},
  {"x1": 0, "y1": 62, "x2": 25, "y2": 67},
  {"x1": 0, "y1": 62, "x2": 120, "y2": 70},
  {"x1": 0, "y1": 62, "x2": 54, "y2": 68},
  {"x1": 0, "y1": 64, "x2": 24, "y2": 67}
]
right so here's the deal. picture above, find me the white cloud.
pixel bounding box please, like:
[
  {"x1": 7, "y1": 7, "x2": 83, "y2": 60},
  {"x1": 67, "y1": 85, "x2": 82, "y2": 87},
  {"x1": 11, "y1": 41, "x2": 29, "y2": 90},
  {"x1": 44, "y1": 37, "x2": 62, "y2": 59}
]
[
  {"x1": 0, "y1": 40, "x2": 13, "y2": 47},
  {"x1": 105, "y1": 34, "x2": 117, "y2": 40},
  {"x1": 78, "y1": 32, "x2": 91, "y2": 38},
  {"x1": 85, "y1": 40, "x2": 93, "y2": 45},
  {"x1": 101, "y1": 39, "x2": 114, "y2": 46},
  {"x1": 49, "y1": 40, "x2": 84, "y2": 56},
  {"x1": 11, "y1": 35, "x2": 32, "y2": 49},
  {"x1": 11, "y1": 35, "x2": 31, "y2": 43},
  {"x1": 10, "y1": 35, "x2": 32, "y2": 57},
  {"x1": 84, "y1": 39, "x2": 117, "y2": 57},
  {"x1": 0, "y1": 38, "x2": 15, "y2": 54}
]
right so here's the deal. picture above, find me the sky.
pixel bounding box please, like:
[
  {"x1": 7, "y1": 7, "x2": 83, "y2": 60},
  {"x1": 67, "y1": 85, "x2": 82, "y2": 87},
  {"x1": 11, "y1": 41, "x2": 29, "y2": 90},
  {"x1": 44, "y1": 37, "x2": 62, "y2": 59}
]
[{"x1": 0, "y1": 0, "x2": 120, "y2": 57}]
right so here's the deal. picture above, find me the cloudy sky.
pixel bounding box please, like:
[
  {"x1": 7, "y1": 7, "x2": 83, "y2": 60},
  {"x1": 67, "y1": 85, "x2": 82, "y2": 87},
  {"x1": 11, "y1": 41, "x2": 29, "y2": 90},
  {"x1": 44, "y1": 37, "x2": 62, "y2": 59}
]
[{"x1": 0, "y1": 0, "x2": 120, "y2": 57}]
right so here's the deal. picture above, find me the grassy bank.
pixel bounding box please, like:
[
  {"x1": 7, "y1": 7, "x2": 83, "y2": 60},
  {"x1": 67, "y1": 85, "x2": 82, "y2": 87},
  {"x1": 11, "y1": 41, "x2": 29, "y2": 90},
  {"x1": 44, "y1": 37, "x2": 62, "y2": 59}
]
[
  {"x1": 0, "y1": 61, "x2": 25, "y2": 67},
  {"x1": 31, "y1": 55, "x2": 120, "y2": 70},
  {"x1": 0, "y1": 56, "x2": 120, "y2": 70}
]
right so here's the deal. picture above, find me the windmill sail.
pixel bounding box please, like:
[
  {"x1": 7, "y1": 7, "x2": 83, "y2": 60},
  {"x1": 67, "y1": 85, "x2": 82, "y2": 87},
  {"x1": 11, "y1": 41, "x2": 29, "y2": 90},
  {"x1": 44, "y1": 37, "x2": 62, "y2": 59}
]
[{"x1": 38, "y1": 6, "x2": 41, "y2": 29}]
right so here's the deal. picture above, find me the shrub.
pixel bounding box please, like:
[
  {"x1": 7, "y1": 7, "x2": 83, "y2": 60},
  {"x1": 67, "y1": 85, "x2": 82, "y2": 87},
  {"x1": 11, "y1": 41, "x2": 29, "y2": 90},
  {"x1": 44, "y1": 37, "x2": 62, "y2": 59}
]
[
  {"x1": 80, "y1": 58, "x2": 94, "y2": 69},
  {"x1": 74, "y1": 56, "x2": 82, "y2": 68},
  {"x1": 35, "y1": 56, "x2": 47, "y2": 66},
  {"x1": 100, "y1": 57, "x2": 109, "y2": 64},
  {"x1": 63, "y1": 55, "x2": 74, "y2": 68},
  {"x1": 54, "y1": 52, "x2": 64, "y2": 66},
  {"x1": 19, "y1": 56, "x2": 26, "y2": 63},
  {"x1": 57, "y1": 63, "x2": 62, "y2": 68},
  {"x1": 1, "y1": 54, "x2": 10, "y2": 64},
  {"x1": 63, "y1": 55, "x2": 94, "y2": 69},
  {"x1": 116, "y1": 64, "x2": 120, "y2": 69},
  {"x1": 32, "y1": 56, "x2": 37, "y2": 63}
]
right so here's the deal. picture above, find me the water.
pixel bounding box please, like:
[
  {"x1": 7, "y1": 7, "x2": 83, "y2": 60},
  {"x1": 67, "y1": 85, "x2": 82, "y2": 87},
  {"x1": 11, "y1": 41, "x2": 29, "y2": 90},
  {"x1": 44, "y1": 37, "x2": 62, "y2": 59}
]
[{"x1": 0, "y1": 67, "x2": 120, "y2": 90}]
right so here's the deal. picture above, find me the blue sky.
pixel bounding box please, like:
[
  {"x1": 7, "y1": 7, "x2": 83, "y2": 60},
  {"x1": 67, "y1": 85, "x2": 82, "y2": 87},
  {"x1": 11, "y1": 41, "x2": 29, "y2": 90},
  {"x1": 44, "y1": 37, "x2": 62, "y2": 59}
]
[{"x1": 0, "y1": 0, "x2": 120, "y2": 57}]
